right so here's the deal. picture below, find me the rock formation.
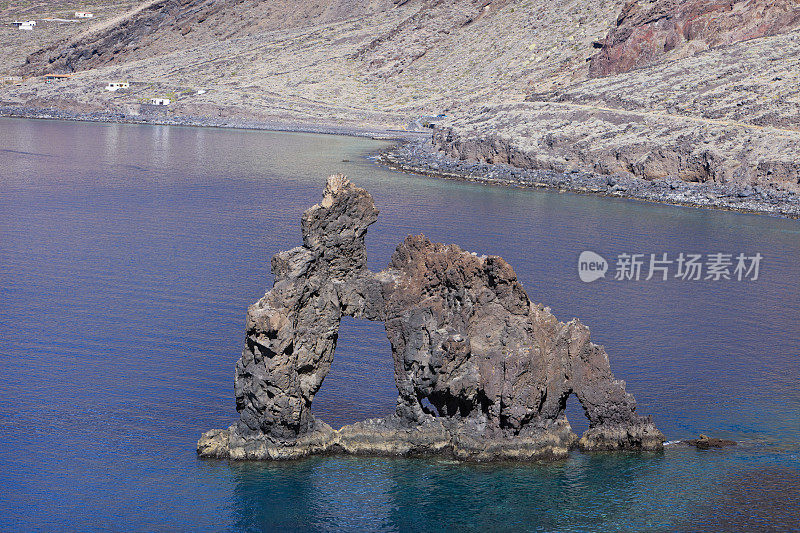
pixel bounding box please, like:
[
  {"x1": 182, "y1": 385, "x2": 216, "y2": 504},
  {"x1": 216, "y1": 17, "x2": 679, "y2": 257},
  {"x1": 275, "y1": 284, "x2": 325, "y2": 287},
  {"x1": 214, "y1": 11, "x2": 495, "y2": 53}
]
[
  {"x1": 197, "y1": 175, "x2": 663, "y2": 461},
  {"x1": 684, "y1": 434, "x2": 737, "y2": 449},
  {"x1": 589, "y1": 0, "x2": 800, "y2": 77}
]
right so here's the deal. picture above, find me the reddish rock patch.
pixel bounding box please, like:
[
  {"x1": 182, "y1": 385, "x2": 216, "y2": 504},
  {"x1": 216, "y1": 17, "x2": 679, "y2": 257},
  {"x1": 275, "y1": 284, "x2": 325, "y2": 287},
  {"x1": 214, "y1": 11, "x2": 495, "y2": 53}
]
[{"x1": 589, "y1": 0, "x2": 800, "y2": 77}]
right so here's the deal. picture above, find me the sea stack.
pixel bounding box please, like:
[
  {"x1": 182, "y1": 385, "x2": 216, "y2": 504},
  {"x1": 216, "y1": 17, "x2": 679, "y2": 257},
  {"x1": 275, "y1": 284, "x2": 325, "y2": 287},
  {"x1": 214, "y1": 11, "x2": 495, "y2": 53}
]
[{"x1": 198, "y1": 175, "x2": 664, "y2": 461}]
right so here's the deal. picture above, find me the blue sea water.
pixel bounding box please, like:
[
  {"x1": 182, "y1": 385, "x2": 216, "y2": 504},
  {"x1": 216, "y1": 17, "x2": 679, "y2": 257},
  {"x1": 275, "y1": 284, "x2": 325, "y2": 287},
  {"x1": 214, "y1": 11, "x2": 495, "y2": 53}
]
[{"x1": 0, "y1": 117, "x2": 798, "y2": 531}]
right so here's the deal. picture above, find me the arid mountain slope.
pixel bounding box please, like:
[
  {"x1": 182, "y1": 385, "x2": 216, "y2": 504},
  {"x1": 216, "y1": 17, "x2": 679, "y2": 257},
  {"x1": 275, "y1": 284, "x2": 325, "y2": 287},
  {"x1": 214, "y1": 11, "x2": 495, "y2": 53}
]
[
  {"x1": 0, "y1": 0, "x2": 142, "y2": 73},
  {"x1": 436, "y1": 27, "x2": 800, "y2": 189},
  {"x1": 589, "y1": 0, "x2": 800, "y2": 76},
  {"x1": 22, "y1": 0, "x2": 402, "y2": 74},
  {"x1": 3, "y1": 0, "x2": 800, "y2": 198},
  {"x1": 9, "y1": 0, "x2": 627, "y2": 117}
]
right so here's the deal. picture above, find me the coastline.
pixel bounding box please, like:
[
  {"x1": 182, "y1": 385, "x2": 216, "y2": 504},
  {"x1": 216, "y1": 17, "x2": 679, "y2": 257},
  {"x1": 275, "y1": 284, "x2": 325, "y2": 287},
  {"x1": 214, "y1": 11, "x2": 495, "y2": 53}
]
[
  {"x1": 0, "y1": 105, "x2": 423, "y2": 141},
  {"x1": 4, "y1": 104, "x2": 799, "y2": 218},
  {"x1": 380, "y1": 137, "x2": 800, "y2": 219}
]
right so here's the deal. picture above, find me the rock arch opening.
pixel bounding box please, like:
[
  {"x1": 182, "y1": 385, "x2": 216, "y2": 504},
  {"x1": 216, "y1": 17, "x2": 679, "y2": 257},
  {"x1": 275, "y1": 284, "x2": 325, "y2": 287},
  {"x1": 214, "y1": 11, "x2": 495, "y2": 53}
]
[
  {"x1": 311, "y1": 317, "x2": 396, "y2": 429},
  {"x1": 563, "y1": 392, "x2": 589, "y2": 435}
]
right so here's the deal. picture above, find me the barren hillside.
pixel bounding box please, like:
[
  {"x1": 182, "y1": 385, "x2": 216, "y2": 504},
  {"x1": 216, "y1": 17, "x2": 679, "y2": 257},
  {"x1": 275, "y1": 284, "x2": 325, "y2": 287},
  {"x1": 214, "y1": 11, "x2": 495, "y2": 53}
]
[
  {"x1": 22, "y1": 0, "x2": 404, "y2": 74},
  {"x1": 0, "y1": 0, "x2": 142, "y2": 72},
  {"x1": 3, "y1": 0, "x2": 800, "y2": 198}
]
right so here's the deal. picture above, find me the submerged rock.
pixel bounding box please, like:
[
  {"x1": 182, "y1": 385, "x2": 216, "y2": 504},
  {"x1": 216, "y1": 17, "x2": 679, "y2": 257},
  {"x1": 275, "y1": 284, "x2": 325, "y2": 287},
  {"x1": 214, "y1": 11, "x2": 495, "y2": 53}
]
[
  {"x1": 198, "y1": 175, "x2": 664, "y2": 461},
  {"x1": 684, "y1": 434, "x2": 737, "y2": 449}
]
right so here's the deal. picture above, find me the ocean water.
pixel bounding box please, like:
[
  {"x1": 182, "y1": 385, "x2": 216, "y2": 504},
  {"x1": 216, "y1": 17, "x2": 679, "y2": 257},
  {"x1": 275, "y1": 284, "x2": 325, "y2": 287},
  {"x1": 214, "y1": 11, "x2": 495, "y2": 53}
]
[{"x1": 0, "y1": 117, "x2": 798, "y2": 532}]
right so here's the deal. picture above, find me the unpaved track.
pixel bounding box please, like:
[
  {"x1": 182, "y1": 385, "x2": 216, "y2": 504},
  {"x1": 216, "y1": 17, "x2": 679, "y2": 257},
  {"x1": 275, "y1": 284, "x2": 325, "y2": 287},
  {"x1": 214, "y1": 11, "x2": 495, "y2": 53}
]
[{"x1": 532, "y1": 100, "x2": 800, "y2": 138}]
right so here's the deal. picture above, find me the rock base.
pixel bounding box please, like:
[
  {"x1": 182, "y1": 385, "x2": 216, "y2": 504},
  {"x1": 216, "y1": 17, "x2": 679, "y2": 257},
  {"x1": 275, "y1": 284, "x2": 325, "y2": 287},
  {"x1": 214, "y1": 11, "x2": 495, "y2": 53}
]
[
  {"x1": 577, "y1": 421, "x2": 665, "y2": 451},
  {"x1": 198, "y1": 416, "x2": 587, "y2": 462}
]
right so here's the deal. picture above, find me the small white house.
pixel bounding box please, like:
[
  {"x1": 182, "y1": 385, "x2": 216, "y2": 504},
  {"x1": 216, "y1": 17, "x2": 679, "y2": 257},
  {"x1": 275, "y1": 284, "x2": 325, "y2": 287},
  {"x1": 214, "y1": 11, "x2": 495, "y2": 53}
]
[
  {"x1": 75, "y1": 12, "x2": 94, "y2": 18},
  {"x1": 12, "y1": 20, "x2": 36, "y2": 30},
  {"x1": 150, "y1": 98, "x2": 171, "y2": 106},
  {"x1": 106, "y1": 81, "x2": 130, "y2": 91}
]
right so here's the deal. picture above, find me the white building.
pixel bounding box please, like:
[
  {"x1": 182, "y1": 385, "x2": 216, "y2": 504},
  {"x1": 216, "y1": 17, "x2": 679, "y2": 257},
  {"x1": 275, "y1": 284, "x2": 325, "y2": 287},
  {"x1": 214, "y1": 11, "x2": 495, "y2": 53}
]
[
  {"x1": 75, "y1": 12, "x2": 94, "y2": 18},
  {"x1": 150, "y1": 98, "x2": 171, "y2": 106},
  {"x1": 12, "y1": 21, "x2": 36, "y2": 30},
  {"x1": 106, "y1": 82, "x2": 130, "y2": 91}
]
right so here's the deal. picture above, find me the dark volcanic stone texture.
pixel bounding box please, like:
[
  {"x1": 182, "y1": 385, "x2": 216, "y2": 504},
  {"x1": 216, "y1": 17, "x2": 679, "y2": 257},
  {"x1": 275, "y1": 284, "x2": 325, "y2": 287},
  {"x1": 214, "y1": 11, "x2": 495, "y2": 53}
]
[{"x1": 198, "y1": 175, "x2": 663, "y2": 461}]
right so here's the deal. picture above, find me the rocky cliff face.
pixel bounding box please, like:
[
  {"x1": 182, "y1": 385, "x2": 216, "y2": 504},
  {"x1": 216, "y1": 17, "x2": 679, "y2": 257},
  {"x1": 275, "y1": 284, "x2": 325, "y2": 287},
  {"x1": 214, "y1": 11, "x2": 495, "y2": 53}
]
[
  {"x1": 197, "y1": 175, "x2": 663, "y2": 461},
  {"x1": 589, "y1": 0, "x2": 800, "y2": 76},
  {"x1": 431, "y1": 110, "x2": 800, "y2": 189}
]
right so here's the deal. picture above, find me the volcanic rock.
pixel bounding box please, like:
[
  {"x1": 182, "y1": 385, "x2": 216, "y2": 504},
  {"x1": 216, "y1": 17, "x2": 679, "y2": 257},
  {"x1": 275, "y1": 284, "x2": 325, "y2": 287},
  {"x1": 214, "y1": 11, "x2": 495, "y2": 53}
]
[
  {"x1": 684, "y1": 434, "x2": 737, "y2": 449},
  {"x1": 589, "y1": 0, "x2": 800, "y2": 77},
  {"x1": 198, "y1": 175, "x2": 664, "y2": 461}
]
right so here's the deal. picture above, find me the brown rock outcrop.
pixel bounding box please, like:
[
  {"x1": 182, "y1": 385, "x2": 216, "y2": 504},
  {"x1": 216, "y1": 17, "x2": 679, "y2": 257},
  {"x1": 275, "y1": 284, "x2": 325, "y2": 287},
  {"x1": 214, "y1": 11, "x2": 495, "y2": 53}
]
[
  {"x1": 197, "y1": 175, "x2": 663, "y2": 461},
  {"x1": 684, "y1": 434, "x2": 737, "y2": 448},
  {"x1": 589, "y1": 0, "x2": 800, "y2": 77}
]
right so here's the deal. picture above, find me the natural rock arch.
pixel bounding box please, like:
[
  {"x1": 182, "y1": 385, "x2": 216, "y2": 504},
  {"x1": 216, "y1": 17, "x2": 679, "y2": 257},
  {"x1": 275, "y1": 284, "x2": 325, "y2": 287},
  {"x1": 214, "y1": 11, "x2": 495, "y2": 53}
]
[
  {"x1": 309, "y1": 316, "x2": 397, "y2": 428},
  {"x1": 198, "y1": 175, "x2": 663, "y2": 461}
]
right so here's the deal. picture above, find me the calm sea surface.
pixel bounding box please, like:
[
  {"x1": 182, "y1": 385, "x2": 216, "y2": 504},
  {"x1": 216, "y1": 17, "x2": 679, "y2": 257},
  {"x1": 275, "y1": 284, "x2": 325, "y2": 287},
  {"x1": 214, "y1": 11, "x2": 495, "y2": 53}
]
[{"x1": 1, "y1": 117, "x2": 799, "y2": 531}]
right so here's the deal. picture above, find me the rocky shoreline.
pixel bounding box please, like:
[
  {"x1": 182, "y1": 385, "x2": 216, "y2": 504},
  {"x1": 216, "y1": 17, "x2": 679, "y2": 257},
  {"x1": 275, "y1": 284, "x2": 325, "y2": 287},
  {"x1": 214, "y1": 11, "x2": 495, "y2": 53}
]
[
  {"x1": 0, "y1": 105, "x2": 420, "y2": 141},
  {"x1": 5, "y1": 104, "x2": 799, "y2": 218},
  {"x1": 379, "y1": 136, "x2": 800, "y2": 219}
]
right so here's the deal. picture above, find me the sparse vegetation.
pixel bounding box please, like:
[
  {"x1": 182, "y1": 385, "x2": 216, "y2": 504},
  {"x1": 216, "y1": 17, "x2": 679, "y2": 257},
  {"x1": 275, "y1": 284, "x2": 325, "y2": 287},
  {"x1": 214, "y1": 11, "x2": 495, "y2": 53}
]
[{"x1": 0, "y1": 0, "x2": 798, "y2": 194}]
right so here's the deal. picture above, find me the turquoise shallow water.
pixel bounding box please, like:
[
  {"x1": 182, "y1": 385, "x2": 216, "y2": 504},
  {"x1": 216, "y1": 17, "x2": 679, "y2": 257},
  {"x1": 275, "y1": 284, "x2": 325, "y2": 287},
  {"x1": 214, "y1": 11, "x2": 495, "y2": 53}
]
[{"x1": 0, "y1": 117, "x2": 799, "y2": 531}]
